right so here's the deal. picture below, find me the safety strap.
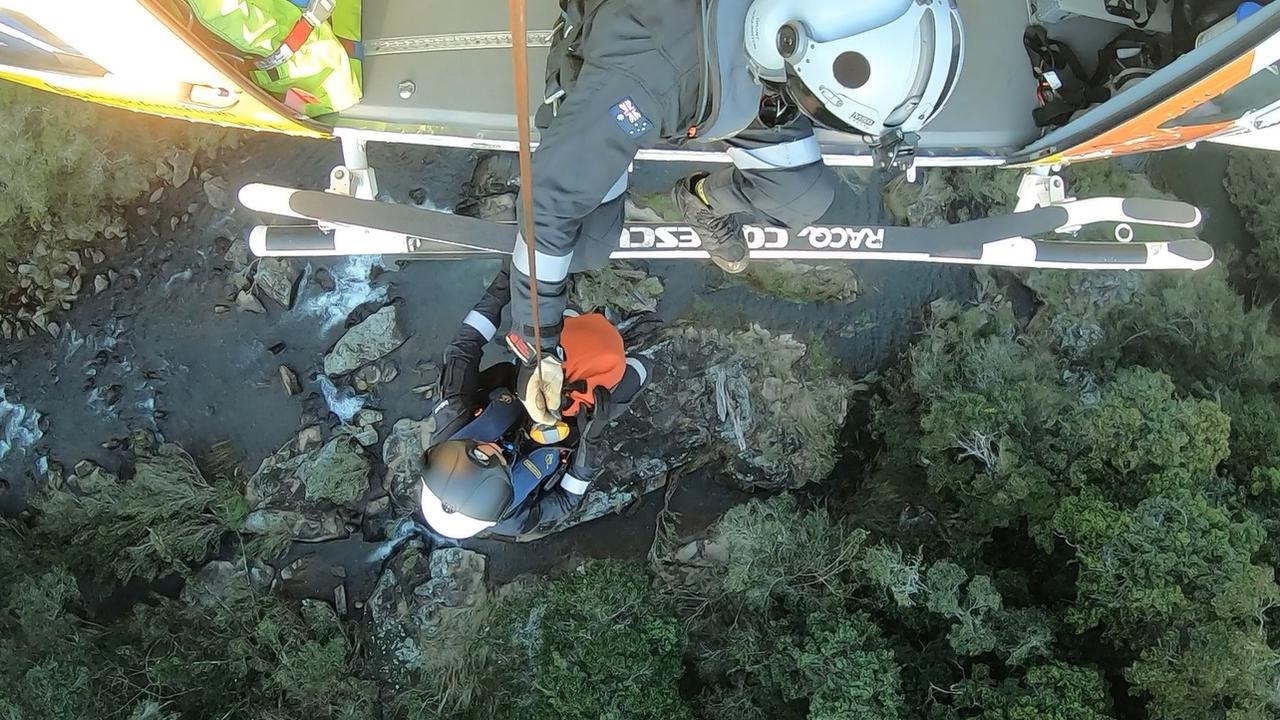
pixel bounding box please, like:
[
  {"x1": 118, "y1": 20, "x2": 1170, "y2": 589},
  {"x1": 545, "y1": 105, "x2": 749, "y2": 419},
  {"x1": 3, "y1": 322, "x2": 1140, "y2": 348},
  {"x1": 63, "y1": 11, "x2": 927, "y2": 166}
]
[
  {"x1": 255, "y1": 0, "x2": 339, "y2": 72},
  {"x1": 508, "y1": 0, "x2": 545, "y2": 368}
]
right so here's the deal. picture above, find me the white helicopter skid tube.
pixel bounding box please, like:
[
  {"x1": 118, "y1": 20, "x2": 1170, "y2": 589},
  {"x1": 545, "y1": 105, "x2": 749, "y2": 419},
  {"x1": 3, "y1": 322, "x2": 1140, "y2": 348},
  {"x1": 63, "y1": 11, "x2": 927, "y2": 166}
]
[{"x1": 238, "y1": 182, "x2": 1215, "y2": 271}]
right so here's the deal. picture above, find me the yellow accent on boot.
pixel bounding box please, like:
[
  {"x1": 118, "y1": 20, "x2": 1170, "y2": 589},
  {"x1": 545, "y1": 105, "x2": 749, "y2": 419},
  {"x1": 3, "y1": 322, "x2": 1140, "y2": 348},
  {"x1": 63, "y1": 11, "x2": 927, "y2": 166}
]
[{"x1": 693, "y1": 177, "x2": 713, "y2": 207}]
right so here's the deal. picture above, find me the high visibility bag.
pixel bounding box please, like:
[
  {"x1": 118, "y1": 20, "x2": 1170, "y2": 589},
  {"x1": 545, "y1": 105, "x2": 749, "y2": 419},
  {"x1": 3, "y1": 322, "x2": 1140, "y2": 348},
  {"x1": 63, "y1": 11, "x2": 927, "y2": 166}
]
[
  {"x1": 185, "y1": 0, "x2": 362, "y2": 117},
  {"x1": 558, "y1": 313, "x2": 626, "y2": 417}
]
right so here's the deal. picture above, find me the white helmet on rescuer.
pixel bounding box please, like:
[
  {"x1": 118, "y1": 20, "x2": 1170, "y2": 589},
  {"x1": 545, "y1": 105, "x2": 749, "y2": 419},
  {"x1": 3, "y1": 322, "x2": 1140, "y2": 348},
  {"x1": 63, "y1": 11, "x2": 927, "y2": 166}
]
[{"x1": 744, "y1": 0, "x2": 965, "y2": 139}]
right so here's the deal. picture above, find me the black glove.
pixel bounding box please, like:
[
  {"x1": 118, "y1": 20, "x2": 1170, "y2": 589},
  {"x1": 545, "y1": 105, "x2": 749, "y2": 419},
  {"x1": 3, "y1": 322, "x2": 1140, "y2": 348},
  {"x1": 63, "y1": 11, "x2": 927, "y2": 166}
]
[{"x1": 570, "y1": 387, "x2": 611, "y2": 481}]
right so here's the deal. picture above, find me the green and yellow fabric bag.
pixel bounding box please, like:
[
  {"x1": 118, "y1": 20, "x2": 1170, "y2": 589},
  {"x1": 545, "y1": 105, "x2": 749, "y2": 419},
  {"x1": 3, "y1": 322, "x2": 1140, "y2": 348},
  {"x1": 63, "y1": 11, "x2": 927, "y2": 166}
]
[{"x1": 185, "y1": 0, "x2": 362, "y2": 117}]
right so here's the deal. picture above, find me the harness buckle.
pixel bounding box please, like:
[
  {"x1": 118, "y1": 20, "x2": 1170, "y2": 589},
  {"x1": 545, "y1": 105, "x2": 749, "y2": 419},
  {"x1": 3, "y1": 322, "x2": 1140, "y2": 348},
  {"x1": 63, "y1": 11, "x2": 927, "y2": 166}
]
[{"x1": 303, "y1": 0, "x2": 337, "y2": 27}]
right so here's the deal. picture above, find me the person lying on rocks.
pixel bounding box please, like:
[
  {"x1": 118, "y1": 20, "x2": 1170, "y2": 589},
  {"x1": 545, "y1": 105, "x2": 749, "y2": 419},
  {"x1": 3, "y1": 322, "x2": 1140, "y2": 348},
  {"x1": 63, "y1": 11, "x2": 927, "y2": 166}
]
[{"x1": 416, "y1": 267, "x2": 649, "y2": 541}]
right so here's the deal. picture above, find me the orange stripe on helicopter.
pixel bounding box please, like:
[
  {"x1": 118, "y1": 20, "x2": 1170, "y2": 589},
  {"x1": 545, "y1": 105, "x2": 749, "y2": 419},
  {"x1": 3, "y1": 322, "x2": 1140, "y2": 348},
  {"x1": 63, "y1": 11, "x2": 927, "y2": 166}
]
[{"x1": 1060, "y1": 50, "x2": 1256, "y2": 161}]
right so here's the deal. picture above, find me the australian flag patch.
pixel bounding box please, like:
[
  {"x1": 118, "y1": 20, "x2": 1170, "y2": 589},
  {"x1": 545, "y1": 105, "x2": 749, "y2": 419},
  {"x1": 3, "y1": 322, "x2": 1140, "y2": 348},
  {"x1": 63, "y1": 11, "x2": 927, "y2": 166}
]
[{"x1": 612, "y1": 96, "x2": 653, "y2": 137}]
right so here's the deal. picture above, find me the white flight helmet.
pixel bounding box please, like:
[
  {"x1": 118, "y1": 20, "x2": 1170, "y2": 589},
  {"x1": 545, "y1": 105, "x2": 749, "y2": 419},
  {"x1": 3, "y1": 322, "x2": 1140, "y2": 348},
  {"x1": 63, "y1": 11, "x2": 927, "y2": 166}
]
[{"x1": 744, "y1": 0, "x2": 964, "y2": 139}]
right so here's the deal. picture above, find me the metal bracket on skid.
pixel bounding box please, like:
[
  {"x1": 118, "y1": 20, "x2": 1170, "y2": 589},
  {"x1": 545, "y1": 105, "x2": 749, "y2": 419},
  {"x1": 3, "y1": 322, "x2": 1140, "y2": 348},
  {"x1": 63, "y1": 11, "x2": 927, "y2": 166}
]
[
  {"x1": 329, "y1": 135, "x2": 380, "y2": 201},
  {"x1": 1015, "y1": 169, "x2": 1073, "y2": 213}
]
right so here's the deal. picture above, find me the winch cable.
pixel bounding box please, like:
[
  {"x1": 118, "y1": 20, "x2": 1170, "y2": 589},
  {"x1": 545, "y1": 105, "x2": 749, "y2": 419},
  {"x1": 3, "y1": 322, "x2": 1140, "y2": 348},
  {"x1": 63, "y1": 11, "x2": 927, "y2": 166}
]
[{"x1": 507, "y1": 0, "x2": 545, "y2": 376}]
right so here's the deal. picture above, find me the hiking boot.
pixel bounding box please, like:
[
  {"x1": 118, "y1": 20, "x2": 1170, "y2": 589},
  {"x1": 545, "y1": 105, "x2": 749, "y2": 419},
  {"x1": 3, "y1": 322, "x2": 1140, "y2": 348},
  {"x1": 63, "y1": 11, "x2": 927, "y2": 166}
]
[{"x1": 671, "y1": 173, "x2": 749, "y2": 274}]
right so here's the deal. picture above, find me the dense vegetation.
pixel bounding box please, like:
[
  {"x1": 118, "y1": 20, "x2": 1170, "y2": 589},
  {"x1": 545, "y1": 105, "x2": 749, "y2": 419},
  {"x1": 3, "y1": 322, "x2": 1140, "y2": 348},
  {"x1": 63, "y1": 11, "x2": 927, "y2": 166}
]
[{"x1": 5, "y1": 82, "x2": 1280, "y2": 718}]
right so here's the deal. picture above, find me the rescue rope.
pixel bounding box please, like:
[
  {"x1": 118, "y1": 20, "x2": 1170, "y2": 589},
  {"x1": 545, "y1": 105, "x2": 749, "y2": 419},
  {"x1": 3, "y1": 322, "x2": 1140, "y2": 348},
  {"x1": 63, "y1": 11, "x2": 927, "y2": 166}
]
[{"x1": 507, "y1": 0, "x2": 545, "y2": 372}]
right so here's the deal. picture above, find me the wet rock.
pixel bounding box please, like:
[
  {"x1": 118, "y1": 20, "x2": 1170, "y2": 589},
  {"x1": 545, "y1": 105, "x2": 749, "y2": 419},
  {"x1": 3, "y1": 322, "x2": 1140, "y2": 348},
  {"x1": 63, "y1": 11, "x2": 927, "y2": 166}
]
[
  {"x1": 204, "y1": 177, "x2": 231, "y2": 210},
  {"x1": 472, "y1": 192, "x2": 517, "y2": 221},
  {"x1": 313, "y1": 267, "x2": 336, "y2": 292},
  {"x1": 382, "y1": 416, "x2": 436, "y2": 511},
  {"x1": 227, "y1": 269, "x2": 252, "y2": 292},
  {"x1": 256, "y1": 257, "x2": 301, "y2": 309},
  {"x1": 181, "y1": 559, "x2": 275, "y2": 607},
  {"x1": 169, "y1": 216, "x2": 180, "y2": 232},
  {"x1": 296, "y1": 425, "x2": 323, "y2": 453},
  {"x1": 241, "y1": 435, "x2": 372, "y2": 546},
  {"x1": 213, "y1": 304, "x2": 231, "y2": 314},
  {"x1": 413, "y1": 359, "x2": 441, "y2": 380},
  {"x1": 351, "y1": 425, "x2": 379, "y2": 447},
  {"x1": 93, "y1": 274, "x2": 109, "y2": 294},
  {"x1": 366, "y1": 546, "x2": 488, "y2": 676},
  {"x1": 324, "y1": 305, "x2": 407, "y2": 376},
  {"x1": 353, "y1": 361, "x2": 398, "y2": 392},
  {"x1": 268, "y1": 342, "x2": 287, "y2": 355},
  {"x1": 149, "y1": 188, "x2": 164, "y2": 204},
  {"x1": 280, "y1": 555, "x2": 314, "y2": 582},
  {"x1": 355, "y1": 409, "x2": 383, "y2": 427},
  {"x1": 279, "y1": 365, "x2": 301, "y2": 396},
  {"x1": 244, "y1": 508, "x2": 347, "y2": 543},
  {"x1": 235, "y1": 290, "x2": 266, "y2": 314},
  {"x1": 361, "y1": 495, "x2": 393, "y2": 539},
  {"x1": 224, "y1": 238, "x2": 251, "y2": 269},
  {"x1": 249, "y1": 434, "x2": 370, "y2": 510},
  {"x1": 334, "y1": 583, "x2": 348, "y2": 618},
  {"x1": 168, "y1": 149, "x2": 194, "y2": 189}
]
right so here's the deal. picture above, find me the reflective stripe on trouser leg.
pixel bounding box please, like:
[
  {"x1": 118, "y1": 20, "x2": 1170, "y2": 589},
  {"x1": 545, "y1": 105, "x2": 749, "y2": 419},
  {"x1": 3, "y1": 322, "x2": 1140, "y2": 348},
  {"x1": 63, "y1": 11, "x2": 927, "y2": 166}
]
[
  {"x1": 726, "y1": 135, "x2": 822, "y2": 170},
  {"x1": 625, "y1": 357, "x2": 648, "y2": 387},
  {"x1": 559, "y1": 472, "x2": 590, "y2": 495},
  {"x1": 512, "y1": 233, "x2": 574, "y2": 281}
]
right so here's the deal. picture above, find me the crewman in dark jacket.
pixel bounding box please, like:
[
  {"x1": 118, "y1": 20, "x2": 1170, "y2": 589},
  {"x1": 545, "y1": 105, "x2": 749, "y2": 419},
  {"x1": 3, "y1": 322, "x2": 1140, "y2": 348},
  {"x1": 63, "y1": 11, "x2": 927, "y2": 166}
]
[
  {"x1": 510, "y1": 0, "x2": 965, "y2": 412},
  {"x1": 418, "y1": 268, "x2": 648, "y2": 540}
]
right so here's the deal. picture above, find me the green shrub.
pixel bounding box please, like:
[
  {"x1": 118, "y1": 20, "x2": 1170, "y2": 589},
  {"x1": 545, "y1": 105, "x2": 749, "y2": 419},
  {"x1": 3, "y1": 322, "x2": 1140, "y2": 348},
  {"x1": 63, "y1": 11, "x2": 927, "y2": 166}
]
[
  {"x1": 869, "y1": 263, "x2": 1280, "y2": 717},
  {"x1": 711, "y1": 496, "x2": 867, "y2": 607},
  {"x1": 0, "y1": 517, "x2": 372, "y2": 720},
  {"x1": 959, "y1": 662, "x2": 1113, "y2": 720},
  {"x1": 1224, "y1": 148, "x2": 1280, "y2": 281},
  {"x1": 730, "y1": 261, "x2": 860, "y2": 304},
  {"x1": 715, "y1": 608, "x2": 904, "y2": 720},
  {"x1": 475, "y1": 561, "x2": 690, "y2": 720},
  {"x1": 570, "y1": 262, "x2": 664, "y2": 314},
  {"x1": 1086, "y1": 267, "x2": 1280, "y2": 391},
  {"x1": 35, "y1": 445, "x2": 244, "y2": 583}
]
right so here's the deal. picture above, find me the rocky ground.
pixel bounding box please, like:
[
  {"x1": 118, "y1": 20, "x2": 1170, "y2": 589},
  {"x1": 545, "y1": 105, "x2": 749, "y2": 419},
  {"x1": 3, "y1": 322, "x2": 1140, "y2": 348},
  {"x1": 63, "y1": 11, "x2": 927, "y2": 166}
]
[{"x1": 0, "y1": 135, "x2": 971, "y2": 606}]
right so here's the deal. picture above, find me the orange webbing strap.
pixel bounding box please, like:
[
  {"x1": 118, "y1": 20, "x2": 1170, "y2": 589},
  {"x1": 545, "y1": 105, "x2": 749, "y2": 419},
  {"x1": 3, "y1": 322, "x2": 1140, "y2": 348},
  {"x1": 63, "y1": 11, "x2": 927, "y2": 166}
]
[{"x1": 507, "y1": 0, "x2": 545, "y2": 374}]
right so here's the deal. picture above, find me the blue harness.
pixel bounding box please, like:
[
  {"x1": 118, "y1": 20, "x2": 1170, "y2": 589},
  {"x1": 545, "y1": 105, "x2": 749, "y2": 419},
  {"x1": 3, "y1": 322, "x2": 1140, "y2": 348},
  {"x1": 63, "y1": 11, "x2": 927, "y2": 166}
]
[{"x1": 450, "y1": 388, "x2": 564, "y2": 507}]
